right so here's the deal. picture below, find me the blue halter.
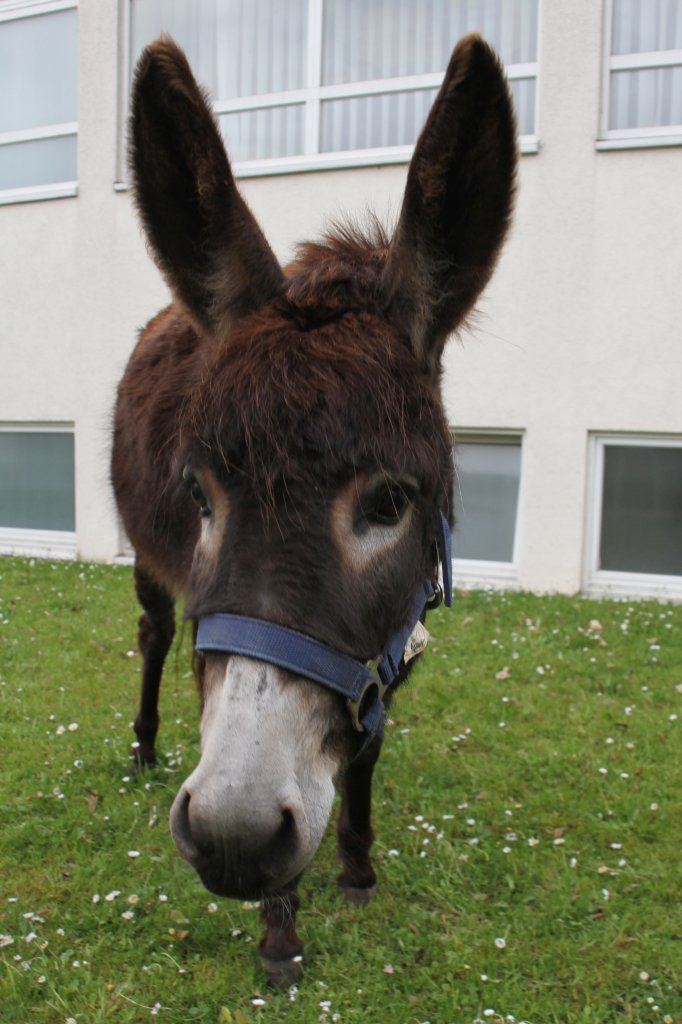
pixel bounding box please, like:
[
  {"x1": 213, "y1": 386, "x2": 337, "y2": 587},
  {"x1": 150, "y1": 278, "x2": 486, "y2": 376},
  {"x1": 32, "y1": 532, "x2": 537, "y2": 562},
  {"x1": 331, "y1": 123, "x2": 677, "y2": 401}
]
[{"x1": 195, "y1": 512, "x2": 452, "y2": 738}]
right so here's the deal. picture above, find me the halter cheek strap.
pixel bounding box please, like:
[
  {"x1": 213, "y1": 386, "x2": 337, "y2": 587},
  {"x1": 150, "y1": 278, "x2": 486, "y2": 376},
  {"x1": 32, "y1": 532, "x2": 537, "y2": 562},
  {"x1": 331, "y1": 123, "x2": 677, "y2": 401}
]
[{"x1": 195, "y1": 512, "x2": 452, "y2": 738}]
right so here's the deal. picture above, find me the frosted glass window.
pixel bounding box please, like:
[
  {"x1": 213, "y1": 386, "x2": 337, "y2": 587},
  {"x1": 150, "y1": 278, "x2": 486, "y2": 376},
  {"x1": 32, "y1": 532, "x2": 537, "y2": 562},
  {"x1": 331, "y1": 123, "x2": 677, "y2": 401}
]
[
  {"x1": 610, "y1": 66, "x2": 682, "y2": 130},
  {"x1": 219, "y1": 106, "x2": 305, "y2": 162},
  {"x1": 0, "y1": 136, "x2": 77, "y2": 192},
  {"x1": 599, "y1": 445, "x2": 682, "y2": 575},
  {"x1": 0, "y1": 9, "x2": 77, "y2": 134},
  {"x1": 509, "y1": 77, "x2": 536, "y2": 137},
  {"x1": 0, "y1": 432, "x2": 75, "y2": 532},
  {"x1": 322, "y1": 0, "x2": 538, "y2": 83},
  {"x1": 606, "y1": 0, "x2": 682, "y2": 133},
  {"x1": 321, "y1": 90, "x2": 438, "y2": 153},
  {"x1": 0, "y1": 6, "x2": 78, "y2": 193},
  {"x1": 611, "y1": 0, "x2": 682, "y2": 54},
  {"x1": 130, "y1": 0, "x2": 537, "y2": 165},
  {"x1": 453, "y1": 440, "x2": 521, "y2": 563},
  {"x1": 130, "y1": 0, "x2": 307, "y2": 98}
]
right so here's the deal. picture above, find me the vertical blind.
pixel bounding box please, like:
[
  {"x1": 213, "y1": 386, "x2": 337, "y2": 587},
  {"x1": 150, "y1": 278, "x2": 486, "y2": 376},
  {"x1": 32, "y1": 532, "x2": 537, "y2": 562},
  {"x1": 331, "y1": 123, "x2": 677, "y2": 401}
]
[
  {"x1": 130, "y1": 0, "x2": 538, "y2": 165},
  {"x1": 321, "y1": 0, "x2": 537, "y2": 81},
  {"x1": 131, "y1": 0, "x2": 307, "y2": 99},
  {"x1": 131, "y1": 0, "x2": 307, "y2": 162},
  {"x1": 612, "y1": 0, "x2": 682, "y2": 52},
  {"x1": 320, "y1": 0, "x2": 537, "y2": 149},
  {"x1": 0, "y1": 7, "x2": 78, "y2": 193},
  {"x1": 608, "y1": 0, "x2": 682, "y2": 132}
]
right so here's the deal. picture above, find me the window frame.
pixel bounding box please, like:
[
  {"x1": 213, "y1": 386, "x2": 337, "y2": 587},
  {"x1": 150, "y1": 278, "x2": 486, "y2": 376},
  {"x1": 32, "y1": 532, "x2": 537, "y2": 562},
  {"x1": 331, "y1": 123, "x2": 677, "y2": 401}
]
[
  {"x1": 0, "y1": 423, "x2": 77, "y2": 559},
  {"x1": 598, "y1": 0, "x2": 682, "y2": 151},
  {"x1": 451, "y1": 429, "x2": 524, "y2": 590},
  {"x1": 117, "y1": 0, "x2": 539, "y2": 184},
  {"x1": 0, "y1": 0, "x2": 78, "y2": 205},
  {"x1": 584, "y1": 433, "x2": 682, "y2": 600}
]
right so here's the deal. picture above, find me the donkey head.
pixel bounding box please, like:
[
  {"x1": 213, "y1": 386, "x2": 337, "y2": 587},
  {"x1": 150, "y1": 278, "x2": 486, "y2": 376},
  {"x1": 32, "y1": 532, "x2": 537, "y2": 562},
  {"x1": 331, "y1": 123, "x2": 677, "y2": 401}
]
[{"x1": 129, "y1": 36, "x2": 516, "y2": 900}]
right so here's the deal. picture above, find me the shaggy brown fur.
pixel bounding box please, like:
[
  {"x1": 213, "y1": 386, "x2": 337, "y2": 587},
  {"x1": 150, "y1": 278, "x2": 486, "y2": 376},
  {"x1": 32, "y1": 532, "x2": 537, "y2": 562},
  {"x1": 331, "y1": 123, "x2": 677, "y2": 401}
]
[{"x1": 111, "y1": 32, "x2": 516, "y2": 979}]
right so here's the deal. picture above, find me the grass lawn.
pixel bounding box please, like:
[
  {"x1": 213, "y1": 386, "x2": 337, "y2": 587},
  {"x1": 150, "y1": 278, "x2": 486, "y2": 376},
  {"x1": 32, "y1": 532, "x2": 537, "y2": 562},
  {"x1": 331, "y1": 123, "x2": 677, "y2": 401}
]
[{"x1": 0, "y1": 556, "x2": 680, "y2": 1024}]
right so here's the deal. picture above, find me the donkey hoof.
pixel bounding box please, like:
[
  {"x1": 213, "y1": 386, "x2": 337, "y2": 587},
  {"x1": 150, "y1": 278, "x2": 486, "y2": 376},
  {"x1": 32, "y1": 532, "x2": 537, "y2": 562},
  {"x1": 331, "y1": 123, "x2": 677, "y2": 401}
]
[
  {"x1": 130, "y1": 746, "x2": 157, "y2": 773},
  {"x1": 260, "y1": 954, "x2": 303, "y2": 988},
  {"x1": 338, "y1": 883, "x2": 376, "y2": 906}
]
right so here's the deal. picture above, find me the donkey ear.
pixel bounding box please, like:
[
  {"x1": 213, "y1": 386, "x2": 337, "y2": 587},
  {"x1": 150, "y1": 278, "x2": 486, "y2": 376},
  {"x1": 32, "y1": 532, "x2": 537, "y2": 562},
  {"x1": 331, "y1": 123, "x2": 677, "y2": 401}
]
[
  {"x1": 381, "y1": 35, "x2": 517, "y2": 376},
  {"x1": 130, "y1": 37, "x2": 284, "y2": 336}
]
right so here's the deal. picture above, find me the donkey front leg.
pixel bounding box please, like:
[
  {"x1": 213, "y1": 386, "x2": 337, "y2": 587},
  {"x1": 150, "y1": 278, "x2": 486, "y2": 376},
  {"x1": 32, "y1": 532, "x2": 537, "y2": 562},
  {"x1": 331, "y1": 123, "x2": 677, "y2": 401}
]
[
  {"x1": 131, "y1": 563, "x2": 175, "y2": 769},
  {"x1": 337, "y1": 736, "x2": 383, "y2": 904},
  {"x1": 258, "y1": 885, "x2": 304, "y2": 986}
]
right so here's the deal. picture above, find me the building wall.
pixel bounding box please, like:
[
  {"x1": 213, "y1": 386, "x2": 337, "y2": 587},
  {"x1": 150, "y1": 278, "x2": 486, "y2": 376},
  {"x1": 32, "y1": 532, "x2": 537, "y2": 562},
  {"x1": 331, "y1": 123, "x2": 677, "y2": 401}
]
[{"x1": 1, "y1": 0, "x2": 681, "y2": 594}]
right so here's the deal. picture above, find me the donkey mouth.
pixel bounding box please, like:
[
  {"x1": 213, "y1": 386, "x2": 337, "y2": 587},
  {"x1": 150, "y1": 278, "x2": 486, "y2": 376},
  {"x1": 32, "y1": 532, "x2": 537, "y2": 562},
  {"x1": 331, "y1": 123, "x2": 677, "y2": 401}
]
[
  {"x1": 170, "y1": 785, "x2": 312, "y2": 900},
  {"x1": 193, "y1": 847, "x2": 304, "y2": 901},
  {"x1": 196, "y1": 862, "x2": 271, "y2": 901}
]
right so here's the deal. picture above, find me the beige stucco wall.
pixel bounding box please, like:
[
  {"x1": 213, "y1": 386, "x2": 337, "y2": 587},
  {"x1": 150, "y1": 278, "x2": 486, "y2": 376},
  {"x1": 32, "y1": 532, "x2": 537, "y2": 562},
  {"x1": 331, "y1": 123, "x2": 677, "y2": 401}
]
[{"x1": 1, "y1": 0, "x2": 681, "y2": 592}]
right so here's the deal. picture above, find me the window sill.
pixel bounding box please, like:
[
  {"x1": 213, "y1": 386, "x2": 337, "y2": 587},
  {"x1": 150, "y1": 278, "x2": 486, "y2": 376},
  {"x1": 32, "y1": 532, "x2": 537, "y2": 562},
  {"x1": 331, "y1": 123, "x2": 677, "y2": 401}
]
[
  {"x1": 0, "y1": 181, "x2": 78, "y2": 206},
  {"x1": 0, "y1": 2, "x2": 78, "y2": 21},
  {"x1": 238, "y1": 136, "x2": 539, "y2": 177},
  {"x1": 585, "y1": 570, "x2": 682, "y2": 602},
  {"x1": 114, "y1": 135, "x2": 539, "y2": 189},
  {"x1": 452, "y1": 558, "x2": 520, "y2": 592},
  {"x1": 0, "y1": 527, "x2": 76, "y2": 560},
  {"x1": 596, "y1": 134, "x2": 682, "y2": 152}
]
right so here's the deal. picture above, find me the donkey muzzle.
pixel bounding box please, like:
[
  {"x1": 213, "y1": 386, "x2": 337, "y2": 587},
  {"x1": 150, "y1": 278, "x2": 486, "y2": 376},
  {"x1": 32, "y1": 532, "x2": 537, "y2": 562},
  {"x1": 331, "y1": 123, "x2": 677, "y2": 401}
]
[
  {"x1": 170, "y1": 656, "x2": 338, "y2": 898},
  {"x1": 170, "y1": 782, "x2": 306, "y2": 898}
]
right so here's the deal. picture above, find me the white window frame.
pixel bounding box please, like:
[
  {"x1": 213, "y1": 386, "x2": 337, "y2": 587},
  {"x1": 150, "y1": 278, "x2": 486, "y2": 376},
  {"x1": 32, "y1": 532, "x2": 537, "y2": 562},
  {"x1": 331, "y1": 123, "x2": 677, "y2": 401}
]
[
  {"x1": 0, "y1": 423, "x2": 77, "y2": 560},
  {"x1": 598, "y1": 0, "x2": 682, "y2": 151},
  {"x1": 117, "y1": 0, "x2": 538, "y2": 185},
  {"x1": 113, "y1": 525, "x2": 134, "y2": 565},
  {"x1": 584, "y1": 434, "x2": 682, "y2": 600},
  {"x1": 451, "y1": 429, "x2": 524, "y2": 591},
  {"x1": 0, "y1": 0, "x2": 78, "y2": 205}
]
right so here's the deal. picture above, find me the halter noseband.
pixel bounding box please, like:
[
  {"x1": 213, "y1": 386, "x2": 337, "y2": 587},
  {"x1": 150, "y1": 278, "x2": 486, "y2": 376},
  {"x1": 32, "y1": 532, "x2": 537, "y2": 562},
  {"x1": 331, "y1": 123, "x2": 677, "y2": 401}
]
[{"x1": 195, "y1": 512, "x2": 452, "y2": 739}]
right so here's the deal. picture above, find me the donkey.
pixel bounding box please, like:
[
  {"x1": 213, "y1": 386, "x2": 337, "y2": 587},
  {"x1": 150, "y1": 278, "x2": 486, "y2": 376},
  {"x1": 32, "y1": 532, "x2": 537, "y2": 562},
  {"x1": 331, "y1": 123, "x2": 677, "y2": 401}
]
[{"x1": 112, "y1": 34, "x2": 516, "y2": 982}]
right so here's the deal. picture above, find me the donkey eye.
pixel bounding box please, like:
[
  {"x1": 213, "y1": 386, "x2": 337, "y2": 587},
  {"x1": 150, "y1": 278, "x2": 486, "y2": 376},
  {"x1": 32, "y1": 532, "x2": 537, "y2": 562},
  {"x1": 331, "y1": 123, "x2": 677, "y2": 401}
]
[
  {"x1": 188, "y1": 478, "x2": 210, "y2": 516},
  {"x1": 365, "y1": 483, "x2": 411, "y2": 526}
]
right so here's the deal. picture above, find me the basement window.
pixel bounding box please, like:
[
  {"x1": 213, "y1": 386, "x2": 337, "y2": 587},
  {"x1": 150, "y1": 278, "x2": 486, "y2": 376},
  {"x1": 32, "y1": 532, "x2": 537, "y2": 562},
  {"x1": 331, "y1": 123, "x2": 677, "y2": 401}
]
[
  {"x1": 585, "y1": 434, "x2": 682, "y2": 599},
  {"x1": 0, "y1": 426, "x2": 76, "y2": 558},
  {"x1": 452, "y1": 432, "x2": 523, "y2": 587}
]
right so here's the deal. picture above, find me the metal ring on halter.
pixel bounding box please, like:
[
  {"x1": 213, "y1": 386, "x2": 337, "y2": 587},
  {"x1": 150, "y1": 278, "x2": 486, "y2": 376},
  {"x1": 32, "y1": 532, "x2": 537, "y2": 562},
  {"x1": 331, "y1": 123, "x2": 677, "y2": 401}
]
[
  {"x1": 346, "y1": 668, "x2": 387, "y2": 733},
  {"x1": 426, "y1": 581, "x2": 443, "y2": 610}
]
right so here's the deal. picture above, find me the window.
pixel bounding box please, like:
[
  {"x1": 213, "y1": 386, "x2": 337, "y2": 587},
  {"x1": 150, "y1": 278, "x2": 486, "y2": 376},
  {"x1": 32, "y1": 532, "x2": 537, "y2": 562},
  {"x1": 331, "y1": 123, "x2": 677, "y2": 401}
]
[
  {"x1": 600, "y1": 0, "x2": 682, "y2": 148},
  {"x1": 452, "y1": 432, "x2": 523, "y2": 584},
  {"x1": 0, "y1": 1, "x2": 78, "y2": 204},
  {"x1": 125, "y1": 0, "x2": 539, "y2": 177},
  {"x1": 585, "y1": 435, "x2": 682, "y2": 598},
  {"x1": 0, "y1": 426, "x2": 76, "y2": 557}
]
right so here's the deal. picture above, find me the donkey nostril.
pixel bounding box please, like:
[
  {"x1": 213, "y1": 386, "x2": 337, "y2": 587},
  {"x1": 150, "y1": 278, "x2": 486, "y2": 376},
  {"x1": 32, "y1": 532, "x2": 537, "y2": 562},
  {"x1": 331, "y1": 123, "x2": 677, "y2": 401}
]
[
  {"x1": 170, "y1": 786, "x2": 203, "y2": 862},
  {"x1": 278, "y1": 807, "x2": 296, "y2": 839},
  {"x1": 270, "y1": 805, "x2": 301, "y2": 864}
]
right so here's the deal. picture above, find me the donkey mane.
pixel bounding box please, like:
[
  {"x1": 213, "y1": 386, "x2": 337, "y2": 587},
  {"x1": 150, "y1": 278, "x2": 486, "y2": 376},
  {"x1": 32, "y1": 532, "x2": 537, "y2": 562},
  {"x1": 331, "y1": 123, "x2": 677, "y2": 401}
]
[
  {"x1": 282, "y1": 217, "x2": 391, "y2": 327},
  {"x1": 290, "y1": 213, "x2": 392, "y2": 277},
  {"x1": 185, "y1": 281, "x2": 451, "y2": 507},
  {"x1": 172, "y1": 210, "x2": 448, "y2": 509}
]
